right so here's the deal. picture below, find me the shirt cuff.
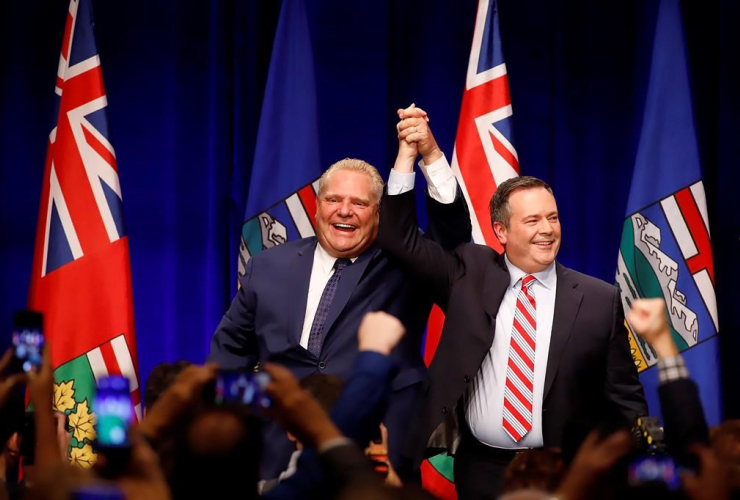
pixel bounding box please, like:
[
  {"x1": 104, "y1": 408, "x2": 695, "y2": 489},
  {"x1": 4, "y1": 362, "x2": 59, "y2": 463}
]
[
  {"x1": 318, "y1": 436, "x2": 354, "y2": 455},
  {"x1": 387, "y1": 169, "x2": 416, "y2": 195},
  {"x1": 419, "y1": 154, "x2": 457, "y2": 204},
  {"x1": 657, "y1": 355, "x2": 689, "y2": 384}
]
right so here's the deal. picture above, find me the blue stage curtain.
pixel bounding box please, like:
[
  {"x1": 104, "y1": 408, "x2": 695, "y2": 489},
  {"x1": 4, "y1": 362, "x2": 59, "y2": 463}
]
[{"x1": 1, "y1": 0, "x2": 737, "y2": 416}]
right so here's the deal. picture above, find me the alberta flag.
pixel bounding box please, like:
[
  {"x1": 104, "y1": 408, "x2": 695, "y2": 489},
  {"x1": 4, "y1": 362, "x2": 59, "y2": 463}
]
[
  {"x1": 616, "y1": 0, "x2": 721, "y2": 424},
  {"x1": 238, "y1": 0, "x2": 322, "y2": 272},
  {"x1": 28, "y1": 0, "x2": 140, "y2": 468}
]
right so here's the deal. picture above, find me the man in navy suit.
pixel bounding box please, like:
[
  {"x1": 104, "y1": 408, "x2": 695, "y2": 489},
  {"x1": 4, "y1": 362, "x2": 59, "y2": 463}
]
[{"x1": 208, "y1": 106, "x2": 472, "y2": 477}]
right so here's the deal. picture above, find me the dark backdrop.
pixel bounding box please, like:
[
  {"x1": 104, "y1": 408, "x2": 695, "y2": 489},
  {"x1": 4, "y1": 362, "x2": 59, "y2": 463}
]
[{"x1": 1, "y1": 0, "x2": 738, "y2": 417}]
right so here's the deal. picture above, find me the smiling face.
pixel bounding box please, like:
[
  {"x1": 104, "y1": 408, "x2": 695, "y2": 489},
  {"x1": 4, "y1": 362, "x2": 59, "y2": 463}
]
[
  {"x1": 315, "y1": 169, "x2": 380, "y2": 258},
  {"x1": 493, "y1": 187, "x2": 561, "y2": 273}
]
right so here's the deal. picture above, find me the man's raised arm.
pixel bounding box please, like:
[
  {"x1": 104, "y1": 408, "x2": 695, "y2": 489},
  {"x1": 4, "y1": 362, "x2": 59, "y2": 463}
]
[{"x1": 387, "y1": 104, "x2": 472, "y2": 250}]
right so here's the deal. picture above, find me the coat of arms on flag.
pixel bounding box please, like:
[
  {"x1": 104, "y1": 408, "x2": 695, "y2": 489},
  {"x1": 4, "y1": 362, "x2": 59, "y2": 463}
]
[
  {"x1": 616, "y1": 181, "x2": 717, "y2": 371},
  {"x1": 239, "y1": 179, "x2": 319, "y2": 278},
  {"x1": 29, "y1": 0, "x2": 140, "y2": 467},
  {"x1": 53, "y1": 335, "x2": 141, "y2": 468}
]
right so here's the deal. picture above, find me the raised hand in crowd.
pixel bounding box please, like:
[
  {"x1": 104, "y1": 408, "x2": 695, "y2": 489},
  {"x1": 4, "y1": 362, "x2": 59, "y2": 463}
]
[
  {"x1": 681, "y1": 444, "x2": 731, "y2": 500},
  {"x1": 555, "y1": 429, "x2": 633, "y2": 500},
  {"x1": 138, "y1": 363, "x2": 217, "y2": 444},
  {"x1": 27, "y1": 346, "x2": 63, "y2": 470},
  {"x1": 263, "y1": 362, "x2": 343, "y2": 451},
  {"x1": 0, "y1": 349, "x2": 27, "y2": 411},
  {"x1": 626, "y1": 297, "x2": 678, "y2": 357},
  {"x1": 357, "y1": 311, "x2": 406, "y2": 356}
]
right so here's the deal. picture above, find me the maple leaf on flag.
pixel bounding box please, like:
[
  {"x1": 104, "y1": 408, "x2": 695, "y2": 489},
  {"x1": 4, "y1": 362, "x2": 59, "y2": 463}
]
[
  {"x1": 69, "y1": 400, "x2": 96, "y2": 442},
  {"x1": 69, "y1": 443, "x2": 97, "y2": 469},
  {"x1": 53, "y1": 380, "x2": 76, "y2": 413}
]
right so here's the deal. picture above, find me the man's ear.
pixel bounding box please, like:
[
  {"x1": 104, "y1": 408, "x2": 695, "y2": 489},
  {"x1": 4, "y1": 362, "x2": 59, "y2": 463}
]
[{"x1": 492, "y1": 221, "x2": 508, "y2": 246}]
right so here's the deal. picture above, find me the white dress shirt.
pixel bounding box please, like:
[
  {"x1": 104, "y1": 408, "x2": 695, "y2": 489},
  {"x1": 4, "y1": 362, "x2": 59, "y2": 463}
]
[
  {"x1": 387, "y1": 156, "x2": 458, "y2": 203},
  {"x1": 466, "y1": 256, "x2": 557, "y2": 449},
  {"x1": 299, "y1": 244, "x2": 357, "y2": 350}
]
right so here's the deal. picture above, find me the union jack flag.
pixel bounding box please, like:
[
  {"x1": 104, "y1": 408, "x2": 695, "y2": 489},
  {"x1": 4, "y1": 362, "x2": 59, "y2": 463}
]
[
  {"x1": 28, "y1": 0, "x2": 140, "y2": 465},
  {"x1": 422, "y1": 1, "x2": 517, "y2": 497},
  {"x1": 451, "y1": 0, "x2": 519, "y2": 249}
]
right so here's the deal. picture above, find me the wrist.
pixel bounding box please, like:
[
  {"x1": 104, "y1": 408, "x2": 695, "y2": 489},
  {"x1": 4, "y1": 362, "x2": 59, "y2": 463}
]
[
  {"x1": 653, "y1": 337, "x2": 679, "y2": 358},
  {"x1": 421, "y1": 148, "x2": 442, "y2": 165},
  {"x1": 358, "y1": 341, "x2": 392, "y2": 356},
  {"x1": 139, "y1": 414, "x2": 167, "y2": 442},
  {"x1": 393, "y1": 153, "x2": 416, "y2": 174}
]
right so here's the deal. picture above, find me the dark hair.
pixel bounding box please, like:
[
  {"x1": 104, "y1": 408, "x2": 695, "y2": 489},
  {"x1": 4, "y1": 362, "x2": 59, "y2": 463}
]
[
  {"x1": 300, "y1": 373, "x2": 345, "y2": 413},
  {"x1": 144, "y1": 360, "x2": 193, "y2": 410},
  {"x1": 489, "y1": 176, "x2": 554, "y2": 229}
]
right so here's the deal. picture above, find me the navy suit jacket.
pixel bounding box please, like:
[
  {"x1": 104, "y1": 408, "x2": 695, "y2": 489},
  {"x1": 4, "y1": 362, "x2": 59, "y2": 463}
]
[
  {"x1": 208, "y1": 192, "x2": 471, "y2": 471},
  {"x1": 209, "y1": 237, "x2": 428, "y2": 389}
]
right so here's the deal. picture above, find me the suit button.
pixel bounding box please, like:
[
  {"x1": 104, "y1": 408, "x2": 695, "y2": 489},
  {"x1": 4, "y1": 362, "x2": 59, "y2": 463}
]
[
  {"x1": 464, "y1": 375, "x2": 470, "y2": 383},
  {"x1": 318, "y1": 362, "x2": 326, "y2": 370},
  {"x1": 442, "y1": 406, "x2": 448, "y2": 414}
]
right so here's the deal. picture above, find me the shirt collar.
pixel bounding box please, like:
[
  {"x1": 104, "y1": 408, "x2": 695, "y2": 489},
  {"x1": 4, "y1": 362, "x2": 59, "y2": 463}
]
[
  {"x1": 315, "y1": 243, "x2": 358, "y2": 274},
  {"x1": 504, "y1": 254, "x2": 557, "y2": 291}
]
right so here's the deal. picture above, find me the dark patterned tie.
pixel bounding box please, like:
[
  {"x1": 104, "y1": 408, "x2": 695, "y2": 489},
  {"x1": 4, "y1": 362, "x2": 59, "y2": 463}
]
[{"x1": 307, "y1": 258, "x2": 351, "y2": 356}]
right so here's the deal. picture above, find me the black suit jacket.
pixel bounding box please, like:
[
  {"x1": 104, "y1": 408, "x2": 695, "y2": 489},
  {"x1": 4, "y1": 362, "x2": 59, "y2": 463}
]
[{"x1": 378, "y1": 190, "x2": 647, "y2": 465}]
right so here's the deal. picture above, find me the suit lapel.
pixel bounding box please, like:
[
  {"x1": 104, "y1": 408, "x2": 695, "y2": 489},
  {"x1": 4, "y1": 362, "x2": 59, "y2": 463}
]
[
  {"x1": 543, "y1": 263, "x2": 584, "y2": 400},
  {"x1": 287, "y1": 239, "x2": 318, "y2": 347},
  {"x1": 483, "y1": 255, "x2": 510, "y2": 322},
  {"x1": 322, "y1": 243, "x2": 381, "y2": 341}
]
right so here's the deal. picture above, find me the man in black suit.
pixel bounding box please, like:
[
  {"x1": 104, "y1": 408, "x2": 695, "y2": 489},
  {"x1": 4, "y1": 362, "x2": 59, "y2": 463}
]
[
  {"x1": 381, "y1": 114, "x2": 647, "y2": 499},
  {"x1": 208, "y1": 108, "x2": 472, "y2": 478}
]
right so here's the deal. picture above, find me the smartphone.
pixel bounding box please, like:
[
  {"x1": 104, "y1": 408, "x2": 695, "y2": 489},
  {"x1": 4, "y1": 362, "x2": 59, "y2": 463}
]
[
  {"x1": 95, "y1": 375, "x2": 133, "y2": 448},
  {"x1": 214, "y1": 370, "x2": 271, "y2": 408},
  {"x1": 628, "y1": 454, "x2": 680, "y2": 490},
  {"x1": 11, "y1": 311, "x2": 44, "y2": 373}
]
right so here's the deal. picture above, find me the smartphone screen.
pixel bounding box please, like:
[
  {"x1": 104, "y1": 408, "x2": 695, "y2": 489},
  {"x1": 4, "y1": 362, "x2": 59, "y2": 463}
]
[
  {"x1": 95, "y1": 376, "x2": 133, "y2": 448},
  {"x1": 215, "y1": 370, "x2": 271, "y2": 408},
  {"x1": 12, "y1": 311, "x2": 44, "y2": 373},
  {"x1": 628, "y1": 454, "x2": 680, "y2": 490}
]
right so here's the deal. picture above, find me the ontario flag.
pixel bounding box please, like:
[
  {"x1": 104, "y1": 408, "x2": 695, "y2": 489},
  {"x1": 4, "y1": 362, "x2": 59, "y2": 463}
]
[
  {"x1": 422, "y1": 1, "x2": 519, "y2": 497},
  {"x1": 28, "y1": 0, "x2": 140, "y2": 468},
  {"x1": 616, "y1": 0, "x2": 721, "y2": 425}
]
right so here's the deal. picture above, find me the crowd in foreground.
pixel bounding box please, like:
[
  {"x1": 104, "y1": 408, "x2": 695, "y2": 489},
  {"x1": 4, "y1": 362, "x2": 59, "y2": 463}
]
[{"x1": 0, "y1": 300, "x2": 736, "y2": 499}]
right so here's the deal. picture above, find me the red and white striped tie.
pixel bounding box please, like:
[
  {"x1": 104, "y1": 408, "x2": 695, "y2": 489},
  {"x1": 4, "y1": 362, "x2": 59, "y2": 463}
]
[{"x1": 503, "y1": 274, "x2": 537, "y2": 442}]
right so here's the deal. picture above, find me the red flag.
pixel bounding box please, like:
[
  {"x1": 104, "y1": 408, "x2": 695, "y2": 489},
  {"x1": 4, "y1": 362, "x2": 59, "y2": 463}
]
[
  {"x1": 28, "y1": 0, "x2": 140, "y2": 467},
  {"x1": 422, "y1": 0, "x2": 519, "y2": 496}
]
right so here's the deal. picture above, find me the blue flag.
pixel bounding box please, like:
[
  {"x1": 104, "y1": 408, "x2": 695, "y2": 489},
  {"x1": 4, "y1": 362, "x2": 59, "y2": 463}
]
[
  {"x1": 239, "y1": 0, "x2": 323, "y2": 278},
  {"x1": 616, "y1": 0, "x2": 721, "y2": 424}
]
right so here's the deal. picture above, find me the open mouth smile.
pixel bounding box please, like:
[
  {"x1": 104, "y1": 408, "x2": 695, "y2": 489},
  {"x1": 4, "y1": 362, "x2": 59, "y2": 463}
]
[{"x1": 332, "y1": 223, "x2": 357, "y2": 233}]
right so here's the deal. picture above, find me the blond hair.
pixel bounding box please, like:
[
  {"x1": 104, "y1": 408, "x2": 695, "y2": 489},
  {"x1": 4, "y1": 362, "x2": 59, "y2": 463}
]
[{"x1": 317, "y1": 158, "x2": 384, "y2": 205}]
